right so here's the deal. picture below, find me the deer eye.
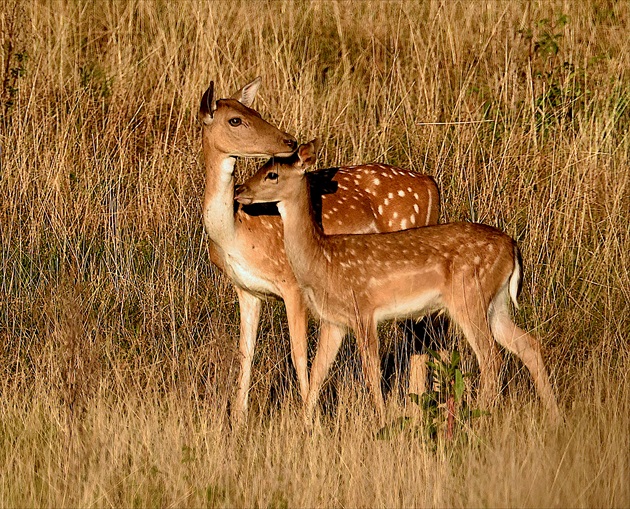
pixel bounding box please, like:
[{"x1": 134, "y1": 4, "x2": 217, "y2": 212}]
[
  {"x1": 266, "y1": 172, "x2": 279, "y2": 181},
  {"x1": 228, "y1": 117, "x2": 242, "y2": 127}
]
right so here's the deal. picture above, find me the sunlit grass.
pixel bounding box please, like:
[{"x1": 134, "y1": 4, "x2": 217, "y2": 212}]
[{"x1": 1, "y1": 0, "x2": 629, "y2": 507}]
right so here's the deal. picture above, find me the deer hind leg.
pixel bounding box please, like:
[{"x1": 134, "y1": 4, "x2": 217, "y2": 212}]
[
  {"x1": 448, "y1": 299, "x2": 502, "y2": 409},
  {"x1": 304, "y1": 321, "x2": 346, "y2": 424},
  {"x1": 283, "y1": 288, "x2": 310, "y2": 403},
  {"x1": 489, "y1": 294, "x2": 561, "y2": 422},
  {"x1": 356, "y1": 316, "x2": 385, "y2": 422},
  {"x1": 235, "y1": 288, "x2": 263, "y2": 422}
]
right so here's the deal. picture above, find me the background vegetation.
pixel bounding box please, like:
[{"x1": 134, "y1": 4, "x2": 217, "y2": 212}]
[{"x1": 1, "y1": 0, "x2": 628, "y2": 507}]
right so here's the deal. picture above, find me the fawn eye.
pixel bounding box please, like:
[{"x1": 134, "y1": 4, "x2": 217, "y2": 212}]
[
  {"x1": 228, "y1": 117, "x2": 242, "y2": 127},
  {"x1": 266, "y1": 172, "x2": 278, "y2": 181}
]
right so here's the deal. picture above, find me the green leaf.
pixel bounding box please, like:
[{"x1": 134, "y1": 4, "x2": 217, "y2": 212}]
[
  {"x1": 557, "y1": 13, "x2": 568, "y2": 27},
  {"x1": 421, "y1": 392, "x2": 438, "y2": 410},
  {"x1": 450, "y1": 350, "x2": 461, "y2": 368},
  {"x1": 454, "y1": 369, "x2": 465, "y2": 401},
  {"x1": 470, "y1": 409, "x2": 491, "y2": 419},
  {"x1": 376, "y1": 416, "x2": 411, "y2": 440},
  {"x1": 426, "y1": 360, "x2": 438, "y2": 371},
  {"x1": 408, "y1": 393, "x2": 421, "y2": 406},
  {"x1": 426, "y1": 348, "x2": 440, "y2": 360}
]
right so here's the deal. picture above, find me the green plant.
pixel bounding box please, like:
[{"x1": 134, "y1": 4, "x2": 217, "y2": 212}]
[
  {"x1": 377, "y1": 349, "x2": 484, "y2": 444},
  {"x1": 424, "y1": 349, "x2": 485, "y2": 441},
  {"x1": 519, "y1": 14, "x2": 590, "y2": 132}
]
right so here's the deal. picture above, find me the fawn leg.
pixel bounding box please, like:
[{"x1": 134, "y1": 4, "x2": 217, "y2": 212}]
[
  {"x1": 304, "y1": 321, "x2": 345, "y2": 424},
  {"x1": 358, "y1": 317, "x2": 385, "y2": 422},
  {"x1": 284, "y1": 288, "x2": 310, "y2": 402}
]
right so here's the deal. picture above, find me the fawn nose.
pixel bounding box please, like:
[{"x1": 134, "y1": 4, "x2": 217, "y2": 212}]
[{"x1": 234, "y1": 184, "x2": 251, "y2": 204}]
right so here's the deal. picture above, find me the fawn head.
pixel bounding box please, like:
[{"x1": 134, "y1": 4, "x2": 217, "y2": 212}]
[
  {"x1": 235, "y1": 139, "x2": 320, "y2": 205},
  {"x1": 199, "y1": 77, "x2": 297, "y2": 157}
]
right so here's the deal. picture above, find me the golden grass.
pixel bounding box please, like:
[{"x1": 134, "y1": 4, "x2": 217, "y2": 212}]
[{"x1": 1, "y1": 0, "x2": 629, "y2": 507}]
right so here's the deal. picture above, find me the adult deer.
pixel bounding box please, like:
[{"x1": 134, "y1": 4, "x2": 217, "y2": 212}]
[
  {"x1": 200, "y1": 78, "x2": 440, "y2": 420},
  {"x1": 234, "y1": 140, "x2": 561, "y2": 424}
]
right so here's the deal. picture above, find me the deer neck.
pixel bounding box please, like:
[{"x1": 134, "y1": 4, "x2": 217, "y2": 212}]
[
  {"x1": 202, "y1": 137, "x2": 238, "y2": 245},
  {"x1": 277, "y1": 180, "x2": 330, "y2": 291}
]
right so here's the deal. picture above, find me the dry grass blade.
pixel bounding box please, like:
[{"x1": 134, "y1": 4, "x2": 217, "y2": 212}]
[{"x1": 0, "y1": 1, "x2": 628, "y2": 507}]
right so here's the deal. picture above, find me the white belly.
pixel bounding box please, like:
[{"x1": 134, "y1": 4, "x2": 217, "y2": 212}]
[{"x1": 374, "y1": 290, "x2": 441, "y2": 322}]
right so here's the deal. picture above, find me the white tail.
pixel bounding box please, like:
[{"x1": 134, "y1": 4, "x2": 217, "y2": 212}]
[
  {"x1": 200, "y1": 81, "x2": 440, "y2": 421},
  {"x1": 235, "y1": 140, "x2": 561, "y2": 424}
]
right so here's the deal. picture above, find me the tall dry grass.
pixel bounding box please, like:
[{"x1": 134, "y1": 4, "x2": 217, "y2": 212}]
[{"x1": 0, "y1": 0, "x2": 628, "y2": 507}]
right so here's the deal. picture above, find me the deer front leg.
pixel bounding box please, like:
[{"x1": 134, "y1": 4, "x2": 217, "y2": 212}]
[
  {"x1": 357, "y1": 317, "x2": 385, "y2": 422},
  {"x1": 283, "y1": 288, "x2": 310, "y2": 402},
  {"x1": 234, "y1": 287, "x2": 262, "y2": 423}
]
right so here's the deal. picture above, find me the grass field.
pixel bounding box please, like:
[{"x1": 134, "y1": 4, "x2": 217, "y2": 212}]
[{"x1": 1, "y1": 1, "x2": 629, "y2": 507}]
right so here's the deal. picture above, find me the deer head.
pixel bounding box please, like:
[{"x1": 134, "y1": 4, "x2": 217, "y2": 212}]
[{"x1": 199, "y1": 77, "x2": 297, "y2": 158}]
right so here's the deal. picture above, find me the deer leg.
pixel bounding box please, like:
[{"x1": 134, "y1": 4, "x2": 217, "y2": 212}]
[
  {"x1": 489, "y1": 300, "x2": 561, "y2": 422},
  {"x1": 357, "y1": 317, "x2": 385, "y2": 422},
  {"x1": 283, "y1": 288, "x2": 310, "y2": 403},
  {"x1": 304, "y1": 321, "x2": 345, "y2": 424},
  {"x1": 234, "y1": 288, "x2": 262, "y2": 422},
  {"x1": 475, "y1": 335, "x2": 501, "y2": 409},
  {"x1": 449, "y1": 301, "x2": 501, "y2": 409}
]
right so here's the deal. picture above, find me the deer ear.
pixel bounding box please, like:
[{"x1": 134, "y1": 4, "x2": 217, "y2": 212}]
[
  {"x1": 297, "y1": 138, "x2": 320, "y2": 170},
  {"x1": 199, "y1": 81, "x2": 216, "y2": 125},
  {"x1": 231, "y1": 76, "x2": 262, "y2": 107}
]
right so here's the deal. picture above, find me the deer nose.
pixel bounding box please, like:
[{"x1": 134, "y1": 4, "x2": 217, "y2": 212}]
[{"x1": 284, "y1": 138, "x2": 297, "y2": 152}]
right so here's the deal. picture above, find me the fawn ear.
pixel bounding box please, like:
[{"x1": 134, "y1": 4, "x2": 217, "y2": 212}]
[
  {"x1": 297, "y1": 138, "x2": 320, "y2": 170},
  {"x1": 231, "y1": 76, "x2": 262, "y2": 107},
  {"x1": 199, "y1": 81, "x2": 216, "y2": 125}
]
